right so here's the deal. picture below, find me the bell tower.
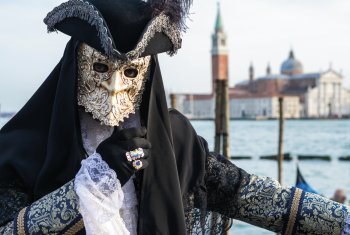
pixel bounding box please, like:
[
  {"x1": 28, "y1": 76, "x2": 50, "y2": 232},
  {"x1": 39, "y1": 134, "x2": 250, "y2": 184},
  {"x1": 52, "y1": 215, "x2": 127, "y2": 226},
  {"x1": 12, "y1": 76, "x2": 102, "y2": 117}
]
[
  {"x1": 212, "y1": 2, "x2": 230, "y2": 159},
  {"x1": 211, "y1": 2, "x2": 228, "y2": 94}
]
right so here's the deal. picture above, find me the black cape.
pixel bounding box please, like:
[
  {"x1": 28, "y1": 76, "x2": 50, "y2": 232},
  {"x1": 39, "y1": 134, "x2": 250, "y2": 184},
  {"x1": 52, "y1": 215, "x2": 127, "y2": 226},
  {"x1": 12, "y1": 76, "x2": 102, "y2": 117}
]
[{"x1": 0, "y1": 39, "x2": 208, "y2": 235}]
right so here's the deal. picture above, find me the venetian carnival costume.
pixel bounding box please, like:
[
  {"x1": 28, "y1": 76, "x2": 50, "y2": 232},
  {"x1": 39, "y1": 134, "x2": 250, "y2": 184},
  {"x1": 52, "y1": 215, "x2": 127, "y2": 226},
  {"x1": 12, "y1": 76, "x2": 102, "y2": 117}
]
[{"x1": 0, "y1": 0, "x2": 350, "y2": 235}]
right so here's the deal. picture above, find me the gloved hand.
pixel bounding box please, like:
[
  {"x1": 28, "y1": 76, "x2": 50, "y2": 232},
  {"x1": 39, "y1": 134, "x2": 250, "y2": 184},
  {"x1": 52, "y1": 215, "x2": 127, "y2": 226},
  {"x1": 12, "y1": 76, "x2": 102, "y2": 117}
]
[{"x1": 96, "y1": 127, "x2": 151, "y2": 186}]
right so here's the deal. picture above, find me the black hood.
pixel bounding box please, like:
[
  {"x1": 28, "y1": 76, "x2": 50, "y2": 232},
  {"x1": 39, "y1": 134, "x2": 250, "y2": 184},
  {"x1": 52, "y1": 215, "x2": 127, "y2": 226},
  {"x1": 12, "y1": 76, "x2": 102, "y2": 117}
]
[{"x1": 0, "y1": 39, "x2": 84, "y2": 199}]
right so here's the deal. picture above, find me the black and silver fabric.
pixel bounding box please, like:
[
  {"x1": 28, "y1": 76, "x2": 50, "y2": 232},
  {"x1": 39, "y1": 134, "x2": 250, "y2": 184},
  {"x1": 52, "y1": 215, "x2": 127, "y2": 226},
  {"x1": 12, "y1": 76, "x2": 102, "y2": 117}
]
[{"x1": 44, "y1": 0, "x2": 183, "y2": 60}]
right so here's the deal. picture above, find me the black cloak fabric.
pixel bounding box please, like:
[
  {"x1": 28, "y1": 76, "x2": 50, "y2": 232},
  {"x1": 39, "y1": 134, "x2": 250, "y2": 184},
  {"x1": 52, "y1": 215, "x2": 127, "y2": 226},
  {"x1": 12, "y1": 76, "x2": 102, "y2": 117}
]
[{"x1": 0, "y1": 38, "x2": 208, "y2": 235}]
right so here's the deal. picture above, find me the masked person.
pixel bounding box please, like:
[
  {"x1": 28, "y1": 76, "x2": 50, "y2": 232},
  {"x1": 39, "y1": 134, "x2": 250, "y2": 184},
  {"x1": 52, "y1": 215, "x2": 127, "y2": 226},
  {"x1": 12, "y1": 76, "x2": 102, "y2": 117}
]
[{"x1": 0, "y1": 0, "x2": 349, "y2": 234}]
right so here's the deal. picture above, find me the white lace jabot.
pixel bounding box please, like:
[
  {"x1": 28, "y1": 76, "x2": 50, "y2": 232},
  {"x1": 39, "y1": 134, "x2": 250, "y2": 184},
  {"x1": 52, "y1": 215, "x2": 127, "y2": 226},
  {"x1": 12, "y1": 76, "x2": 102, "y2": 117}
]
[{"x1": 74, "y1": 110, "x2": 139, "y2": 235}]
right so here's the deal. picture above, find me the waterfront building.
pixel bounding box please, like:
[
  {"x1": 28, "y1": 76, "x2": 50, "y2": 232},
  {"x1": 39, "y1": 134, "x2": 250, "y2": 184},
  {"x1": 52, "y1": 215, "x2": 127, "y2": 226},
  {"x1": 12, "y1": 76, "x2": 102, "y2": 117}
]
[
  {"x1": 232, "y1": 52, "x2": 350, "y2": 118},
  {"x1": 172, "y1": 4, "x2": 350, "y2": 119},
  {"x1": 230, "y1": 95, "x2": 300, "y2": 119}
]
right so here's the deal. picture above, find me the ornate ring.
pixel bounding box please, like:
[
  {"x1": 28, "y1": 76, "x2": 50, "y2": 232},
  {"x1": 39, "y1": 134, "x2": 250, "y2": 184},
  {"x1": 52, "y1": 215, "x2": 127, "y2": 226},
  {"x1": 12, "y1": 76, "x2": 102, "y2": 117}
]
[
  {"x1": 132, "y1": 160, "x2": 143, "y2": 170},
  {"x1": 126, "y1": 148, "x2": 145, "y2": 162}
]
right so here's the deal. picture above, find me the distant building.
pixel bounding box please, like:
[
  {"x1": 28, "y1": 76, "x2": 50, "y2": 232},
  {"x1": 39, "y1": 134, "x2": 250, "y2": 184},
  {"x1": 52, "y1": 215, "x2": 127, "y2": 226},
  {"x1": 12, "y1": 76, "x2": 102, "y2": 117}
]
[
  {"x1": 232, "y1": 52, "x2": 350, "y2": 118},
  {"x1": 172, "y1": 4, "x2": 350, "y2": 119},
  {"x1": 230, "y1": 95, "x2": 300, "y2": 119}
]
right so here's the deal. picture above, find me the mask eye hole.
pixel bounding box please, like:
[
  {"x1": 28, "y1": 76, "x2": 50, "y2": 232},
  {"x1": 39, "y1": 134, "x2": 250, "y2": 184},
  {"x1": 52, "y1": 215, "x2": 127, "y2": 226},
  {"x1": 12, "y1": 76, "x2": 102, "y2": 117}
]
[
  {"x1": 124, "y1": 68, "x2": 138, "y2": 78},
  {"x1": 93, "y1": 62, "x2": 109, "y2": 73}
]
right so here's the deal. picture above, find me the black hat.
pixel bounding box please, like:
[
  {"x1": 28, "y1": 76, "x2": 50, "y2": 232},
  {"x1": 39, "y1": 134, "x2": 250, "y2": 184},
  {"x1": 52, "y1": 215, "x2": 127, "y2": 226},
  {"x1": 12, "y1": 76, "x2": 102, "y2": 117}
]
[{"x1": 44, "y1": 0, "x2": 192, "y2": 60}]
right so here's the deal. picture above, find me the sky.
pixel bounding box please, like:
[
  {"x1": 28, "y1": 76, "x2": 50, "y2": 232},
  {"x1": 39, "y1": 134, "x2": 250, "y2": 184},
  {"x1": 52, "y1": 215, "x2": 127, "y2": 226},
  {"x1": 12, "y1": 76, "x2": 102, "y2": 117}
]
[{"x1": 0, "y1": 0, "x2": 349, "y2": 111}]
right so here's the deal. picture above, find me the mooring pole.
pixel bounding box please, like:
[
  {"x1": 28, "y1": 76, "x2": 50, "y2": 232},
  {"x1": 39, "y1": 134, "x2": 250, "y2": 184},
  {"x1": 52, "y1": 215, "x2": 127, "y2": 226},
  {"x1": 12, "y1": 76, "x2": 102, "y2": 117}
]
[
  {"x1": 212, "y1": 79, "x2": 222, "y2": 235},
  {"x1": 170, "y1": 93, "x2": 176, "y2": 109},
  {"x1": 223, "y1": 79, "x2": 230, "y2": 235},
  {"x1": 213, "y1": 79, "x2": 231, "y2": 235},
  {"x1": 222, "y1": 79, "x2": 230, "y2": 158},
  {"x1": 214, "y1": 79, "x2": 223, "y2": 153},
  {"x1": 278, "y1": 96, "x2": 284, "y2": 184},
  {"x1": 215, "y1": 79, "x2": 230, "y2": 158}
]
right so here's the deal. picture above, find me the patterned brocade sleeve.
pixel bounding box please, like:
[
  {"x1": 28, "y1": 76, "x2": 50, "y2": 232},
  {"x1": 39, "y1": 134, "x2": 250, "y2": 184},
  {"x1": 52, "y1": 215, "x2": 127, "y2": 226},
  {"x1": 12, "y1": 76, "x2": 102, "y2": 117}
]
[
  {"x1": 290, "y1": 190, "x2": 349, "y2": 235},
  {"x1": 0, "y1": 181, "x2": 85, "y2": 235},
  {"x1": 206, "y1": 154, "x2": 350, "y2": 234}
]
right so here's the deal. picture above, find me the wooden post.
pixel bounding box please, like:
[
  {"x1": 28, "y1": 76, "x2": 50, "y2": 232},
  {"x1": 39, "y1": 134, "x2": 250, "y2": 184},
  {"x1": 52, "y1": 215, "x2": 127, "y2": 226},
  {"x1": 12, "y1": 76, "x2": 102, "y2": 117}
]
[
  {"x1": 213, "y1": 79, "x2": 221, "y2": 235},
  {"x1": 222, "y1": 79, "x2": 230, "y2": 158},
  {"x1": 213, "y1": 79, "x2": 231, "y2": 235},
  {"x1": 170, "y1": 93, "x2": 176, "y2": 109},
  {"x1": 278, "y1": 97, "x2": 284, "y2": 184},
  {"x1": 223, "y1": 81, "x2": 230, "y2": 235},
  {"x1": 215, "y1": 79, "x2": 231, "y2": 158},
  {"x1": 214, "y1": 80, "x2": 223, "y2": 153}
]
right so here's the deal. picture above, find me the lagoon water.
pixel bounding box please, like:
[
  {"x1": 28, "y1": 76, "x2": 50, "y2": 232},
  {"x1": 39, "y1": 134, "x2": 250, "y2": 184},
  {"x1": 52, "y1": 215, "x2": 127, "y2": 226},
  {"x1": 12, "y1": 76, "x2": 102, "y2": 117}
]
[
  {"x1": 190, "y1": 119, "x2": 350, "y2": 234},
  {"x1": 0, "y1": 118, "x2": 349, "y2": 234}
]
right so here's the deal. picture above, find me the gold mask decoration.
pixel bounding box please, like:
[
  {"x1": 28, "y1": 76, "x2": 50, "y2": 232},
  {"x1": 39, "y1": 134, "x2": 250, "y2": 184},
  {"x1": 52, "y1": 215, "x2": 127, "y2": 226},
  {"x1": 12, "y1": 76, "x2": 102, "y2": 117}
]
[{"x1": 77, "y1": 43, "x2": 151, "y2": 126}]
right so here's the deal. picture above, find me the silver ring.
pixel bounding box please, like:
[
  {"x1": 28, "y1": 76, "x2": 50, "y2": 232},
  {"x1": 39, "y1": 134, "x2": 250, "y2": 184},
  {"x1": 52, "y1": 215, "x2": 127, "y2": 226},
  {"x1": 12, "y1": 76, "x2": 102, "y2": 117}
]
[{"x1": 126, "y1": 148, "x2": 144, "y2": 162}]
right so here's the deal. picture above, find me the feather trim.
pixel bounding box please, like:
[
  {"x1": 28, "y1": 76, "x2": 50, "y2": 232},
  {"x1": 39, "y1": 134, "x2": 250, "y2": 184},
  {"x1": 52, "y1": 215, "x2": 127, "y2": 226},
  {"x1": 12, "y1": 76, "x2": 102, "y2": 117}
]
[
  {"x1": 147, "y1": 0, "x2": 193, "y2": 31},
  {"x1": 44, "y1": 0, "x2": 116, "y2": 58}
]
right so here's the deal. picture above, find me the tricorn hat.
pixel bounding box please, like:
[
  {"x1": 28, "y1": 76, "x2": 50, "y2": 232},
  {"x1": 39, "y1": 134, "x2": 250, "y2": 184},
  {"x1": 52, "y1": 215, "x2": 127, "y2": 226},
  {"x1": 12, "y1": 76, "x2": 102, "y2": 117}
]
[{"x1": 44, "y1": 0, "x2": 192, "y2": 60}]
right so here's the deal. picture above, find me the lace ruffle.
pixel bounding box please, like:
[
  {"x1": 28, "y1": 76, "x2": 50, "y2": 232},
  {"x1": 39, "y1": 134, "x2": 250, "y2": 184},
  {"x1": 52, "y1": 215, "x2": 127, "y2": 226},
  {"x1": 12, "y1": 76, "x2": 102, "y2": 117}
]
[
  {"x1": 77, "y1": 110, "x2": 139, "y2": 235},
  {"x1": 120, "y1": 179, "x2": 138, "y2": 235},
  {"x1": 75, "y1": 153, "x2": 129, "y2": 235}
]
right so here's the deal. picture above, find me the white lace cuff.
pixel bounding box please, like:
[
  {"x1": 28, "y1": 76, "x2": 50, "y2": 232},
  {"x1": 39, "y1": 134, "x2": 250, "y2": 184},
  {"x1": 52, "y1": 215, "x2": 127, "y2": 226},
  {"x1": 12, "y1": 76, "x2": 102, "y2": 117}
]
[
  {"x1": 342, "y1": 213, "x2": 350, "y2": 235},
  {"x1": 74, "y1": 153, "x2": 130, "y2": 235}
]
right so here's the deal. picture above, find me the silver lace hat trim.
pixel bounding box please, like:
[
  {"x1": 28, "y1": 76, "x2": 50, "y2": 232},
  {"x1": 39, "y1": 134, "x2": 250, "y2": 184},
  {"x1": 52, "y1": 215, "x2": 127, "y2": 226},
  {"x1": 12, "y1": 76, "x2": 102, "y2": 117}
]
[
  {"x1": 44, "y1": 0, "x2": 116, "y2": 58},
  {"x1": 126, "y1": 13, "x2": 182, "y2": 60},
  {"x1": 44, "y1": 0, "x2": 182, "y2": 60}
]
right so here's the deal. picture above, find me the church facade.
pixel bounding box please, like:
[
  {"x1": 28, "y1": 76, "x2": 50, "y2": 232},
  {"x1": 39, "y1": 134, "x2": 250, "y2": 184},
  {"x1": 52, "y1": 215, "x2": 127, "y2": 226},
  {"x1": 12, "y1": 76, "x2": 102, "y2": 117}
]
[
  {"x1": 231, "y1": 52, "x2": 350, "y2": 118},
  {"x1": 173, "y1": 5, "x2": 350, "y2": 119}
]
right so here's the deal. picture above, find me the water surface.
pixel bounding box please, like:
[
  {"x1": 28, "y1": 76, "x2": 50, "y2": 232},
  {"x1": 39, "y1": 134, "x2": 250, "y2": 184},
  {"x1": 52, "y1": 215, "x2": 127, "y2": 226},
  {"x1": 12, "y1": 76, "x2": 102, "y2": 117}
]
[{"x1": 191, "y1": 120, "x2": 350, "y2": 234}]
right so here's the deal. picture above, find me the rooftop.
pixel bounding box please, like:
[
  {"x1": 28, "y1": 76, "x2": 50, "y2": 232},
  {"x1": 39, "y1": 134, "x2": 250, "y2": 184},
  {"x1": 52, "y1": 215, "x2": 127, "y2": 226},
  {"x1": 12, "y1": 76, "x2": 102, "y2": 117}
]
[{"x1": 280, "y1": 50, "x2": 304, "y2": 75}]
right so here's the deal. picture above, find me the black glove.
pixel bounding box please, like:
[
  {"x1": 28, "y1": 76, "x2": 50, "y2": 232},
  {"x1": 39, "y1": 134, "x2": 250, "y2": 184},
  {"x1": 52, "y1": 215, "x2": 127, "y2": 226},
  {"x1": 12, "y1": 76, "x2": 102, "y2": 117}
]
[{"x1": 96, "y1": 127, "x2": 151, "y2": 186}]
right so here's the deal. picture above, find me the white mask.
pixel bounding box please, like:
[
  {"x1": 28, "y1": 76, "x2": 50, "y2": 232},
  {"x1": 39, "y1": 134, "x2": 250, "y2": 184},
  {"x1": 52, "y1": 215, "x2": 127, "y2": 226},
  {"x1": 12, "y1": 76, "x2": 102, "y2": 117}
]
[{"x1": 77, "y1": 43, "x2": 151, "y2": 126}]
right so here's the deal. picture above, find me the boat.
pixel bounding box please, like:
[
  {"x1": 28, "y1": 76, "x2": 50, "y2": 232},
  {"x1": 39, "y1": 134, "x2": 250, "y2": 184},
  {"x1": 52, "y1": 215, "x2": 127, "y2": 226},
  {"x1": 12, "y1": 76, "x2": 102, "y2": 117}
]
[{"x1": 295, "y1": 165, "x2": 319, "y2": 194}]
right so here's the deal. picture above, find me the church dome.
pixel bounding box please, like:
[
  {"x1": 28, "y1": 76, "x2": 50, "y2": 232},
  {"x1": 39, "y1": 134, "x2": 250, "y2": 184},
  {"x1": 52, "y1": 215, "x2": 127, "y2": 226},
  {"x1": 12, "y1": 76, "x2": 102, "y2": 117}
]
[{"x1": 280, "y1": 50, "x2": 303, "y2": 75}]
